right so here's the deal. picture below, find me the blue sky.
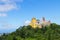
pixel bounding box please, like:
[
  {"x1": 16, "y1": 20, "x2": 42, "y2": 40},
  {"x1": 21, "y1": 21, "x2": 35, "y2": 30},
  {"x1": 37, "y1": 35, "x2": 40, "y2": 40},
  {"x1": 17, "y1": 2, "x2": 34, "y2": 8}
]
[{"x1": 0, "y1": 0, "x2": 60, "y2": 33}]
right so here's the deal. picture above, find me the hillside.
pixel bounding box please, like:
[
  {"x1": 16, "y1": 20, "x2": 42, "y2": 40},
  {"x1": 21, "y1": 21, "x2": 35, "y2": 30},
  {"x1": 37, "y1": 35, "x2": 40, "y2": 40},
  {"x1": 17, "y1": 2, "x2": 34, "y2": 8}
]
[{"x1": 0, "y1": 23, "x2": 60, "y2": 40}]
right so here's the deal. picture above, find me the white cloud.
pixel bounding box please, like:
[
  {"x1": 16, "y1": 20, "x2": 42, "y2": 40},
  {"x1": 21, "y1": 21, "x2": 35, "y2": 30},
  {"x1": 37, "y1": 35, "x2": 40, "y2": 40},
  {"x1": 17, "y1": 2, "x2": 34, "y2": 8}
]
[
  {"x1": 0, "y1": 13, "x2": 7, "y2": 17},
  {"x1": 0, "y1": 22, "x2": 18, "y2": 29},
  {"x1": 13, "y1": 0, "x2": 23, "y2": 2},
  {"x1": 0, "y1": 4, "x2": 17, "y2": 12},
  {"x1": 0, "y1": 0, "x2": 23, "y2": 12},
  {"x1": 0, "y1": 0, "x2": 23, "y2": 17},
  {"x1": 24, "y1": 20, "x2": 30, "y2": 26}
]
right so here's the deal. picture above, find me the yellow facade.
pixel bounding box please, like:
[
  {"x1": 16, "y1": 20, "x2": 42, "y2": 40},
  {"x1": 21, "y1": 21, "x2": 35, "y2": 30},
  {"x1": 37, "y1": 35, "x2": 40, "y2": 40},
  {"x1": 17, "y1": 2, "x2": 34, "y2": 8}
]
[
  {"x1": 30, "y1": 18, "x2": 37, "y2": 28},
  {"x1": 29, "y1": 17, "x2": 51, "y2": 28}
]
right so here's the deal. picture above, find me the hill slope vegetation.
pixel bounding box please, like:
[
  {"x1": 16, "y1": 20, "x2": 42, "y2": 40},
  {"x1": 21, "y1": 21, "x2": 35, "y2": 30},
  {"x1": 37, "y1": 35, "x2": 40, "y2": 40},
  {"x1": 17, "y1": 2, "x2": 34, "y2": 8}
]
[{"x1": 0, "y1": 23, "x2": 60, "y2": 40}]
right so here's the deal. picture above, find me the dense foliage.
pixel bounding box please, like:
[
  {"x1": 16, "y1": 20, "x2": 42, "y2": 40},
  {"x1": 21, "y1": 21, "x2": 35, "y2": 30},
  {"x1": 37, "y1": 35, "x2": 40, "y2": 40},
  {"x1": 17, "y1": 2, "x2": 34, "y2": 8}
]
[{"x1": 0, "y1": 23, "x2": 60, "y2": 40}]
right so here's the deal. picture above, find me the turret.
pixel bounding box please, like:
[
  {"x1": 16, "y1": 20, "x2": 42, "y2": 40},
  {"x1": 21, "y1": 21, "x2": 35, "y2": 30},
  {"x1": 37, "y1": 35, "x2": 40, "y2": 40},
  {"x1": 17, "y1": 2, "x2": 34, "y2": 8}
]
[{"x1": 30, "y1": 17, "x2": 37, "y2": 28}]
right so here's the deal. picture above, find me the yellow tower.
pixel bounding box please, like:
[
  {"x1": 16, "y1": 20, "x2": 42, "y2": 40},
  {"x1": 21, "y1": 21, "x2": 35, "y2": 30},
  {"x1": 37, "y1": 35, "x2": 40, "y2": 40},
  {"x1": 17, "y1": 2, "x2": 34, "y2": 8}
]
[{"x1": 30, "y1": 18, "x2": 37, "y2": 28}]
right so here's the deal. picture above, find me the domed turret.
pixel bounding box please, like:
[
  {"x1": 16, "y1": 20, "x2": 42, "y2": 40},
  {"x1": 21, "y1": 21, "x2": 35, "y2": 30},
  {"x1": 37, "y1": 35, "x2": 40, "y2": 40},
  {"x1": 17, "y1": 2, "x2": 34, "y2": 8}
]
[{"x1": 30, "y1": 17, "x2": 37, "y2": 28}]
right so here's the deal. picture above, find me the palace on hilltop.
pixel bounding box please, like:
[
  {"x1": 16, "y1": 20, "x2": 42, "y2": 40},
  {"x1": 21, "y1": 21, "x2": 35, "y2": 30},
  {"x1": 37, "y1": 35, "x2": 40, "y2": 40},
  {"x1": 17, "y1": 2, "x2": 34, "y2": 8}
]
[{"x1": 29, "y1": 17, "x2": 51, "y2": 28}]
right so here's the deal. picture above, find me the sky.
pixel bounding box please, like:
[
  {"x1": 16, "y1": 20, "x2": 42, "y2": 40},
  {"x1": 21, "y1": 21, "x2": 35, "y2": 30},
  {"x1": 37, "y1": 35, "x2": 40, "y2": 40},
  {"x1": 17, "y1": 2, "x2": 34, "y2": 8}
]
[{"x1": 0, "y1": 0, "x2": 60, "y2": 33}]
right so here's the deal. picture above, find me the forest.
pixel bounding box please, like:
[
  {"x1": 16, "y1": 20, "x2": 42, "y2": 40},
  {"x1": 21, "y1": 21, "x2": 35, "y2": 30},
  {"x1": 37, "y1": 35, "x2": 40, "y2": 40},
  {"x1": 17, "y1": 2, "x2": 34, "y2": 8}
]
[{"x1": 0, "y1": 23, "x2": 60, "y2": 40}]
